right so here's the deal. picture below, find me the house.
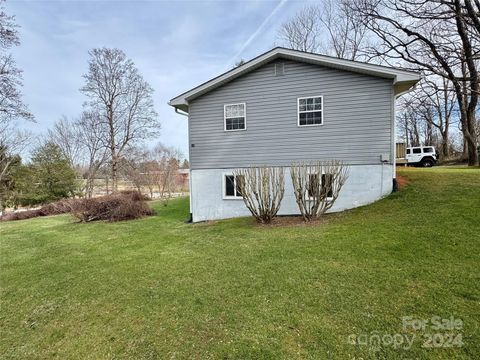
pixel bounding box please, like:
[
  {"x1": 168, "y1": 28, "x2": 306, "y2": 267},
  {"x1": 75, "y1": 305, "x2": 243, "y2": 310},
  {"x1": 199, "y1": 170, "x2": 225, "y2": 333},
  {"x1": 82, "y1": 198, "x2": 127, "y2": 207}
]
[
  {"x1": 169, "y1": 47, "x2": 420, "y2": 222},
  {"x1": 177, "y1": 168, "x2": 189, "y2": 190}
]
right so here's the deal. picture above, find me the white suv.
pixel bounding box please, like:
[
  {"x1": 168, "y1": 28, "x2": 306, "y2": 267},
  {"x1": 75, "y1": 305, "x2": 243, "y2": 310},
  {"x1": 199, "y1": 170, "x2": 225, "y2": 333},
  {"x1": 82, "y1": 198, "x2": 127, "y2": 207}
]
[{"x1": 406, "y1": 146, "x2": 438, "y2": 167}]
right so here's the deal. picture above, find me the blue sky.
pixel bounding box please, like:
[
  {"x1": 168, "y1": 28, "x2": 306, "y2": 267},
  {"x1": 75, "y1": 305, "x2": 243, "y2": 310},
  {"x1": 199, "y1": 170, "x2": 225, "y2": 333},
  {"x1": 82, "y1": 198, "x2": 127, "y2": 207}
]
[{"x1": 7, "y1": 0, "x2": 311, "y2": 158}]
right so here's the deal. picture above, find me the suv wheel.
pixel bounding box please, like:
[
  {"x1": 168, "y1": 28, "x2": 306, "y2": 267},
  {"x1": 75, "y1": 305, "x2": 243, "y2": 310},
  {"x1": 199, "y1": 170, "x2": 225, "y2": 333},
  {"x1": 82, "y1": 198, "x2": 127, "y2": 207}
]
[{"x1": 421, "y1": 158, "x2": 434, "y2": 167}]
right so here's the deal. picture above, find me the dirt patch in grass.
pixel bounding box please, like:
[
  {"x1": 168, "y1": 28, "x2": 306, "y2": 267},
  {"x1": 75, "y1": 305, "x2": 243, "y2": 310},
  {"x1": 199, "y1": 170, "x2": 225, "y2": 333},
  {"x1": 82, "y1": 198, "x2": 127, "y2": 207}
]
[
  {"x1": 256, "y1": 212, "x2": 345, "y2": 228},
  {"x1": 396, "y1": 174, "x2": 409, "y2": 190}
]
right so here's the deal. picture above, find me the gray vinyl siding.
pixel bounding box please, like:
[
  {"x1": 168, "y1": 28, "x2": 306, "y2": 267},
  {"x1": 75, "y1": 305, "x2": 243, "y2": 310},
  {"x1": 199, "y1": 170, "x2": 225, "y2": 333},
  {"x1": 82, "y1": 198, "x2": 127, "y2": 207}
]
[{"x1": 188, "y1": 59, "x2": 394, "y2": 170}]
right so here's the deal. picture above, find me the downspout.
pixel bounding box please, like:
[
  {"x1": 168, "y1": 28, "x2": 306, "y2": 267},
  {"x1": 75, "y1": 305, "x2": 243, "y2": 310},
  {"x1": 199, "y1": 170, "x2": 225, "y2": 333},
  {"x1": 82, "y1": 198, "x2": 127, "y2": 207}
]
[{"x1": 392, "y1": 84, "x2": 397, "y2": 192}]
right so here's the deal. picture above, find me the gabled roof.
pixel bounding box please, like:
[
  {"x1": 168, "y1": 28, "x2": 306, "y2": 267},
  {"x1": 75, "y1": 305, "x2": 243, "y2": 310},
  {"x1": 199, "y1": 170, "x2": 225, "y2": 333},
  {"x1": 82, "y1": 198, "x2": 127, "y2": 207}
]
[{"x1": 169, "y1": 47, "x2": 421, "y2": 112}]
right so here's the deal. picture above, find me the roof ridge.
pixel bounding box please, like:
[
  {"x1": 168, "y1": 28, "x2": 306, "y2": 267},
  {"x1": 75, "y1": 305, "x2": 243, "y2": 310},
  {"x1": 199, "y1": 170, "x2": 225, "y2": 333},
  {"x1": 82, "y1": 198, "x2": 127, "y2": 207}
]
[{"x1": 170, "y1": 47, "x2": 420, "y2": 107}]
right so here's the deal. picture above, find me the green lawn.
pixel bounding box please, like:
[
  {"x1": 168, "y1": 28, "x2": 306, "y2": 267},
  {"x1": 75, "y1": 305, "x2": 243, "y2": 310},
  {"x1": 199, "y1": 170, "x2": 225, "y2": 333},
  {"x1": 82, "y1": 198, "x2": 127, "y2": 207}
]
[{"x1": 1, "y1": 167, "x2": 479, "y2": 359}]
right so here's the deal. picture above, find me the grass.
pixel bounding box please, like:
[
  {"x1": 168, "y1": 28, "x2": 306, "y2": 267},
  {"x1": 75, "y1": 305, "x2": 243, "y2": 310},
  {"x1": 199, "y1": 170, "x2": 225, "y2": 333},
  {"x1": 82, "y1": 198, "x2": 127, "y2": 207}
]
[{"x1": 1, "y1": 167, "x2": 479, "y2": 359}]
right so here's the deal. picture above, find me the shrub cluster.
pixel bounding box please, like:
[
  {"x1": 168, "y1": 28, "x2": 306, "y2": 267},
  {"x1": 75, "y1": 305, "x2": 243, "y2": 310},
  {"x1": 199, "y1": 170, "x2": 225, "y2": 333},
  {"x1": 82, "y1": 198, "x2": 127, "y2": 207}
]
[
  {"x1": 1, "y1": 209, "x2": 43, "y2": 221},
  {"x1": 70, "y1": 191, "x2": 154, "y2": 222},
  {"x1": 233, "y1": 162, "x2": 350, "y2": 224},
  {"x1": 0, "y1": 198, "x2": 76, "y2": 221},
  {"x1": 1, "y1": 191, "x2": 153, "y2": 222}
]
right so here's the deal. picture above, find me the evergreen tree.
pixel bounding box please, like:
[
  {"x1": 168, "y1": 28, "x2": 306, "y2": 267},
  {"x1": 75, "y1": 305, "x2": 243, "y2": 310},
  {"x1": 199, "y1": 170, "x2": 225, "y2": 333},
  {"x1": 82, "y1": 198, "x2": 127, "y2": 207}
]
[{"x1": 14, "y1": 142, "x2": 78, "y2": 205}]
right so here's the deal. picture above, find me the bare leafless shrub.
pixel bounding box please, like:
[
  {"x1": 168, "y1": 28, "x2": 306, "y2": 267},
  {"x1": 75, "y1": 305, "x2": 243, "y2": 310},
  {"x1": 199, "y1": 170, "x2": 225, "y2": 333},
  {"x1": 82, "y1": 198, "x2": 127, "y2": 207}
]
[
  {"x1": 71, "y1": 191, "x2": 154, "y2": 222},
  {"x1": 233, "y1": 167, "x2": 285, "y2": 224},
  {"x1": 116, "y1": 190, "x2": 150, "y2": 202},
  {"x1": 290, "y1": 161, "x2": 349, "y2": 221},
  {"x1": 1, "y1": 209, "x2": 42, "y2": 221},
  {"x1": 1, "y1": 198, "x2": 78, "y2": 221},
  {"x1": 38, "y1": 198, "x2": 78, "y2": 216},
  {"x1": 1, "y1": 191, "x2": 153, "y2": 222}
]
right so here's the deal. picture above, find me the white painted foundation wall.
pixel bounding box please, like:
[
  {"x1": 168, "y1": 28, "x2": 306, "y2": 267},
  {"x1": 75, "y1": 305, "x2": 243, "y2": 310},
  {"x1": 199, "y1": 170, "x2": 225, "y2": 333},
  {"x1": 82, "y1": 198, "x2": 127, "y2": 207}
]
[{"x1": 190, "y1": 165, "x2": 393, "y2": 222}]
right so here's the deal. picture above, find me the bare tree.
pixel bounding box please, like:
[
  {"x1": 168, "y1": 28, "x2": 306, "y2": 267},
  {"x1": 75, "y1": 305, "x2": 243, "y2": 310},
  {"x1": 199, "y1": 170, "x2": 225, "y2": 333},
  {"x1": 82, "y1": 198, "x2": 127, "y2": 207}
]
[
  {"x1": 290, "y1": 161, "x2": 349, "y2": 222},
  {"x1": 233, "y1": 166, "x2": 285, "y2": 224},
  {"x1": 47, "y1": 112, "x2": 109, "y2": 198},
  {"x1": 181, "y1": 159, "x2": 189, "y2": 169},
  {"x1": 0, "y1": 133, "x2": 29, "y2": 212},
  {"x1": 397, "y1": 98, "x2": 422, "y2": 147},
  {"x1": 278, "y1": 5, "x2": 322, "y2": 53},
  {"x1": 416, "y1": 78, "x2": 457, "y2": 159},
  {"x1": 318, "y1": 0, "x2": 370, "y2": 59},
  {"x1": 47, "y1": 116, "x2": 83, "y2": 167},
  {"x1": 142, "y1": 160, "x2": 160, "y2": 200},
  {"x1": 352, "y1": 0, "x2": 479, "y2": 165},
  {"x1": 0, "y1": 129, "x2": 29, "y2": 181},
  {"x1": 0, "y1": 1, "x2": 33, "y2": 191},
  {"x1": 152, "y1": 143, "x2": 181, "y2": 204},
  {"x1": 97, "y1": 163, "x2": 111, "y2": 196},
  {"x1": 120, "y1": 145, "x2": 151, "y2": 195},
  {"x1": 0, "y1": 1, "x2": 32, "y2": 126},
  {"x1": 77, "y1": 111, "x2": 108, "y2": 198},
  {"x1": 278, "y1": 0, "x2": 369, "y2": 60},
  {"x1": 81, "y1": 48, "x2": 160, "y2": 191},
  {"x1": 397, "y1": 77, "x2": 457, "y2": 159}
]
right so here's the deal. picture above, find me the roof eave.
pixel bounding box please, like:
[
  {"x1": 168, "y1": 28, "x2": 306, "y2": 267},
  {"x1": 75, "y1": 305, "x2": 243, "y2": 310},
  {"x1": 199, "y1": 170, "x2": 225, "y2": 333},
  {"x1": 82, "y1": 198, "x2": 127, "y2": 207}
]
[
  {"x1": 393, "y1": 78, "x2": 421, "y2": 96},
  {"x1": 169, "y1": 101, "x2": 189, "y2": 113},
  {"x1": 169, "y1": 47, "x2": 422, "y2": 107}
]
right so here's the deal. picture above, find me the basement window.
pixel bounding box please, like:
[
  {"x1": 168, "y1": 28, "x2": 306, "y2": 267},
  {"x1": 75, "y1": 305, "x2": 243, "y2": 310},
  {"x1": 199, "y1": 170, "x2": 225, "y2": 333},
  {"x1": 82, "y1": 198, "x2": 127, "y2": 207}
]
[
  {"x1": 223, "y1": 174, "x2": 244, "y2": 199},
  {"x1": 308, "y1": 173, "x2": 334, "y2": 198},
  {"x1": 224, "y1": 103, "x2": 246, "y2": 131},
  {"x1": 321, "y1": 174, "x2": 334, "y2": 198},
  {"x1": 298, "y1": 96, "x2": 323, "y2": 126}
]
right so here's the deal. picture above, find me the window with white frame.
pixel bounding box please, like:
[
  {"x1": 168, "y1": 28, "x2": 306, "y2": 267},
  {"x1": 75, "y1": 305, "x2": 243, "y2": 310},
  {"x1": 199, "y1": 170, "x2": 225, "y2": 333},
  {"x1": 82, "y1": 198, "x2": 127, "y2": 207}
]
[
  {"x1": 224, "y1": 103, "x2": 246, "y2": 131},
  {"x1": 224, "y1": 174, "x2": 244, "y2": 198},
  {"x1": 298, "y1": 96, "x2": 323, "y2": 126}
]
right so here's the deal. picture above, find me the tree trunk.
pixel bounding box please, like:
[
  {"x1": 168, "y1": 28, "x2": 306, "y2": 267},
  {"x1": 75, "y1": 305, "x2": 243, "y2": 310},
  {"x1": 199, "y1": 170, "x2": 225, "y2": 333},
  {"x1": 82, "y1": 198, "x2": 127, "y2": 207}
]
[
  {"x1": 461, "y1": 141, "x2": 468, "y2": 161},
  {"x1": 465, "y1": 130, "x2": 478, "y2": 166},
  {"x1": 465, "y1": 98, "x2": 479, "y2": 166},
  {"x1": 440, "y1": 130, "x2": 450, "y2": 160},
  {"x1": 454, "y1": 1, "x2": 479, "y2": 166},
  {"x1": 86, "y1": 173, "x2": 97, "y2": 198},
  {"x1": 105, "y1": 174, "x2": 109, "y2": 195},
  {"x1": 107, "y1": 103, "x2": 118, "y2": 191},
  {"x1": 458, "y1": 97, "x2": 479, "y2": 165},
  {"x1": 111, "y1": 154, "x2": 118, "y2": 192}
]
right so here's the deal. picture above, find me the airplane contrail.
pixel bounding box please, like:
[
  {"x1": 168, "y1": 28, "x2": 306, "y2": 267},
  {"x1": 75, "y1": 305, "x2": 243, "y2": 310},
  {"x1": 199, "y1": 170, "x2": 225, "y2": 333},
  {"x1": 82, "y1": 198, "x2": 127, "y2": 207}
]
[{"x1": 226, "y1": 0, "x2": 288, "y2": 68}]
